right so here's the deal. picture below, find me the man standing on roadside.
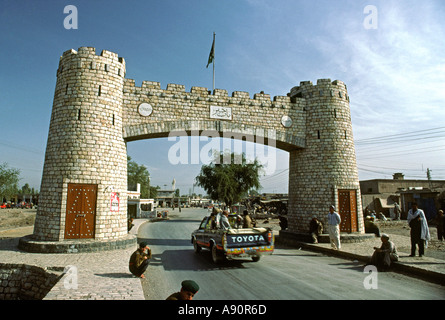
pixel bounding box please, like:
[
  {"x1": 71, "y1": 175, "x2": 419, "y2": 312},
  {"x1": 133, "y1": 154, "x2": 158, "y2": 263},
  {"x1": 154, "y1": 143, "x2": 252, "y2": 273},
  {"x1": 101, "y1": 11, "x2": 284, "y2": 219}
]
[
  {"x1": 407, "y1": 203, "x2": 430, "y2": 257},
  {"x1": 394, "y1": 202, "x2": 401, "y2": 220},
  {"x1": 328, "y1": 205, "x2": 341, "y2": 250}
]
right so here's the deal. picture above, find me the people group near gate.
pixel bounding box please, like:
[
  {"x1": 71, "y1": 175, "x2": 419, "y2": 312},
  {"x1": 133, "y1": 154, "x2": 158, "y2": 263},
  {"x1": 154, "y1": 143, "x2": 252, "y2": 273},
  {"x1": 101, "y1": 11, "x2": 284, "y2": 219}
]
[{"x1": 322, "y1": 203, "x2": 436, "y2": 270}]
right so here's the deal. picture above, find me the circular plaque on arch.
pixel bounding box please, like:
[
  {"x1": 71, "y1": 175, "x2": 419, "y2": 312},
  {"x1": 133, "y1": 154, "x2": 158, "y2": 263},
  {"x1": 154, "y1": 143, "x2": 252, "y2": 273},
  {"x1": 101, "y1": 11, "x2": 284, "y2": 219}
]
[
  {"x1": 138, "y1": 103, "x2": 153, "y2": 117},
  {"x1": 281, "y1": 115, "x2": 293, "y2": 128}
]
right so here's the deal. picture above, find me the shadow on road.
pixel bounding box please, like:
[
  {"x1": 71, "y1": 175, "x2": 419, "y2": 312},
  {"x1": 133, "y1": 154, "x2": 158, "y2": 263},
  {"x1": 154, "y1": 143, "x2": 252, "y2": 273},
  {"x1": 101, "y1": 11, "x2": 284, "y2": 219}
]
[
  {"x1": 328, "y1": 261, "x2": 365, "y2": 272},
  {"x1": 138, "y1": 237, "x2": 191, "y2": 247},
  {"x1": 94, "y1": 272, "x2": 135, "y2": 279},
  {"x1": 147, "y1": 249, "x2": 256, "y2": 271}
]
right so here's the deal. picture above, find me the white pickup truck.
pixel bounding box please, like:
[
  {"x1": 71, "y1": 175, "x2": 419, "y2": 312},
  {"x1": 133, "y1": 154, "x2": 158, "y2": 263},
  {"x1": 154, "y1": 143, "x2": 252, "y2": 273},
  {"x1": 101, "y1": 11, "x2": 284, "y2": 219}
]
[{"x1": 191, "y1": 215, "x2": 275, "y2": 263}]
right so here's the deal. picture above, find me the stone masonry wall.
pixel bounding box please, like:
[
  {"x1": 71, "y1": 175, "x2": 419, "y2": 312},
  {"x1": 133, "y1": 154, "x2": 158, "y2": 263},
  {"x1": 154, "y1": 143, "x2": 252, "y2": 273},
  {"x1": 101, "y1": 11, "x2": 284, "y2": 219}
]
[
  {"x1": 122, "y1": 80, "x2": 307, "y2": 150},
  {"x1": 0, "y1": 264, "x2": 61, "y2": 300}
]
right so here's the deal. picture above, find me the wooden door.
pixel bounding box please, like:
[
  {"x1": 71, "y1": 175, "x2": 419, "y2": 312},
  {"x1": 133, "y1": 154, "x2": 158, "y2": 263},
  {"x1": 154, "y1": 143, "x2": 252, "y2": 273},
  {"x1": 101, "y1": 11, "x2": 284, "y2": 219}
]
[
  {"x1": 65, "y1": 184, "x2": 97, "y2": 239},
  {"x1": 338, "y1": 189, "x2": 358, "y2": 233}
]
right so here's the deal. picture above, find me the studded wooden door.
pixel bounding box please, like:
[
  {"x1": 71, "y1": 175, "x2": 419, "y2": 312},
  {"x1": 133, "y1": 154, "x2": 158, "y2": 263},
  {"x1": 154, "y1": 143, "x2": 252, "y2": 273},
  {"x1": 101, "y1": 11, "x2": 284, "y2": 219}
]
[
  {"x1": 338, "y1": 189, "x2": 358, "y2": 233},
  {"x1": 65, "y1": 184, "x2": 97, "y2": 239}
]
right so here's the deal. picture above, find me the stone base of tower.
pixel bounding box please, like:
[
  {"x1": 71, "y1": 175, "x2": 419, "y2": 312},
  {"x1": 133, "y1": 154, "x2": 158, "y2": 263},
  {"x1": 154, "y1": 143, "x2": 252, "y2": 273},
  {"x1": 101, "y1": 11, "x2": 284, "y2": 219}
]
[
  {"x1": 18, "y1": 234, "x2": 136, "y2": 254},
  {"x1": 278, "y1": 230, "x2": 374, "y2": 247}
]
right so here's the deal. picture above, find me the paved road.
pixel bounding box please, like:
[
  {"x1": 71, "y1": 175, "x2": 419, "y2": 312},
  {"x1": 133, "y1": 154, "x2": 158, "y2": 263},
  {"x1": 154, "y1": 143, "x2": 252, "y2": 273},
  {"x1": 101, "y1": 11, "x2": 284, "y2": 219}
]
[{"x1": 139, "y1": 208, "x2": 445, "y2": 300}]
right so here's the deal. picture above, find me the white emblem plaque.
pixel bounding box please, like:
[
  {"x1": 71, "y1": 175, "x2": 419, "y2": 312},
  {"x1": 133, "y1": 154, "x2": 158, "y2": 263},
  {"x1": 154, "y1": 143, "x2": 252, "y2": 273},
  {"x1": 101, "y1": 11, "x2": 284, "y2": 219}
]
[
  {"x1": 138, "y1": 103, "x2": 153, "y2": 117},
  {"x1": 210, "y1": 105, "x2": 232, "y2": 120},
  {"x1": 281, "y1": 115, "x2": 293, "y2": 128}
]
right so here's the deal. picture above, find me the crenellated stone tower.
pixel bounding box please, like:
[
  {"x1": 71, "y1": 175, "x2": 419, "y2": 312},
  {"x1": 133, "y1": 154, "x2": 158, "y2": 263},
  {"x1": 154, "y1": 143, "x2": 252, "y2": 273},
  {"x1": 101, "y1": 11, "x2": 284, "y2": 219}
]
[
  {"x1": 287, "y1": 80, "x2": 363, "y2": 235},
  {"x1": 28, "y1": 47, "x2": 130, "y2": 250},
  {"x1": 22, "y1": 46, "x2": 365, "y2": 253}
]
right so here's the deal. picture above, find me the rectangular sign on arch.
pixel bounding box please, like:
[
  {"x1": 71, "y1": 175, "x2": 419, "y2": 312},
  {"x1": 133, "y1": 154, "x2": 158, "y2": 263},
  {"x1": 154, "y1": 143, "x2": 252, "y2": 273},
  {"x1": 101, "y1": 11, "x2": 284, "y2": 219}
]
[{"x1": 209, "y1": 105, "x2": 232, "y2": 120}]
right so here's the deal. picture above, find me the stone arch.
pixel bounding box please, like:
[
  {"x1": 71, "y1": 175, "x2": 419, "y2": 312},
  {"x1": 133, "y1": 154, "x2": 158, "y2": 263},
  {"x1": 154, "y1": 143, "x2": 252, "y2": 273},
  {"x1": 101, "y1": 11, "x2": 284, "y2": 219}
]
[{"x1": 123, "y1": 120, "x2": 305, "y2": 151}]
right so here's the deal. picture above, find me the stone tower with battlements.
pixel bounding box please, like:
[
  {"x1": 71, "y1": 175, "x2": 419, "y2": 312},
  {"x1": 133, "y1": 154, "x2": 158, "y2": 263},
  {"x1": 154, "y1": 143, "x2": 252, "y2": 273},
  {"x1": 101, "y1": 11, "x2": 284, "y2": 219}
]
[
  {"x1": 24, "y1": 47, "x2": 364, "y2": 252},
  {"x1": 287, "y1": 79, "x2": 362, "y2": 235},
  {"x1": 32, "y1": 47, "x2": 128, "y2": 244}
]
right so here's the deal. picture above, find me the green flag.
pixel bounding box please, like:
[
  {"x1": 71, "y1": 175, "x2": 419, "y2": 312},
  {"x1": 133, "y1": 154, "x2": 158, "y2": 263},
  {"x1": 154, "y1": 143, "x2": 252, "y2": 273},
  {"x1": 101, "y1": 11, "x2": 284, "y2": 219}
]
[{"x1": 206, "y1": 33, "x2": 215, "y2": 68}]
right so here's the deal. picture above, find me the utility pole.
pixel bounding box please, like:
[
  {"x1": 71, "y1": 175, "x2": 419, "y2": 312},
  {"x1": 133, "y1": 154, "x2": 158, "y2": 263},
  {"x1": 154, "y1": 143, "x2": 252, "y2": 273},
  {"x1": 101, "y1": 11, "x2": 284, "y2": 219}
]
[{"x1": 427, "y1": 168, "x2": 432, "y2": 190}]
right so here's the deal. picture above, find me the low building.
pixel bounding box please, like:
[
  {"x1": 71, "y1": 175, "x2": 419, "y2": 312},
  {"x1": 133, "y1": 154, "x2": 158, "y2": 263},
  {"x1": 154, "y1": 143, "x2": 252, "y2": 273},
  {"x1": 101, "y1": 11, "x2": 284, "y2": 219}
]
[
  {"x1": 127, "y1": 183, "x2": 156, "y2": 218},
  {"x1": 360, "y1": 173, "x2": 445, "y2": 219},
  {"x1": 399, "y1": 188, "x2": 440, "y2": 220},
  {"x1": 156, "y1": 188, "x2": 175, "y2": 208},
  {"x1": 190, "y1": 197, "x2": 209, "y2": 207}
]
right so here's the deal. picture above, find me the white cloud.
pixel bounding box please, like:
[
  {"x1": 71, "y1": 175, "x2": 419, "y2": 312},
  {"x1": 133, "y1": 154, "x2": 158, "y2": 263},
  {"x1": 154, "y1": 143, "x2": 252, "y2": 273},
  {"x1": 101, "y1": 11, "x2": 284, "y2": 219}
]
[
  {"x1": 307, "y1": 2, "x2": 445, "y2": 138},
  {"x1": 226, "y1": 1, "x2": 445, "y2": 181}
]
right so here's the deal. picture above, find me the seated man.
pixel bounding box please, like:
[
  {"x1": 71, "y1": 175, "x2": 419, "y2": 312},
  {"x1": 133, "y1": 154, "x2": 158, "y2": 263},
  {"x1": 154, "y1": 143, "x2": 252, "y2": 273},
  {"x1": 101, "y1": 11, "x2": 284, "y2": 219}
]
[
  {"x1": 370, "y1": 234, "x2": 398, "y2": 271},
  {"x1": 129, "y1": 242, "x2": 151, "y2": 279},
  {"x1": 220, "y1": 210, "x2": 232, "y2": 230},
  {"x1": 242, "y1": 210, "x2": 254, "y2": 228},
  {"x1": 278, "y1": 215, "x2": 287, "y2": 230},
  {"x1": 364, "y1": 216, "x2": 381, "y2": 237},
  {"x1": 309, "y1": 217, "x2": 323, "y2": 243},
  {"x1": 213, "y1": 208, "x2": 222, "y2": 229}
]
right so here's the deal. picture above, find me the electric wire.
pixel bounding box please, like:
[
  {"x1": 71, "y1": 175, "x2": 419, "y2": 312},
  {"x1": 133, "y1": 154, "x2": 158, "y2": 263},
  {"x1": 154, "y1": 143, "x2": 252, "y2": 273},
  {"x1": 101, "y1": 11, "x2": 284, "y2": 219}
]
[{"x1": 355, "y1": 126, "x2": 445, "y2": 143}]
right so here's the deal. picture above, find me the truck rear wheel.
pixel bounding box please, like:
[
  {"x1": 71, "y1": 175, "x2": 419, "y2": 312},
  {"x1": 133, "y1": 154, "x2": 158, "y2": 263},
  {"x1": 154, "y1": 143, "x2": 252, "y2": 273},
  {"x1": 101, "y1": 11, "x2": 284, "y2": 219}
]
[
  {"x1": 211, "y1": 244, "x2": 223, "y2": 264},
  {"x1": 252, "y1": 256, "x2": 261, "y2": 262}
]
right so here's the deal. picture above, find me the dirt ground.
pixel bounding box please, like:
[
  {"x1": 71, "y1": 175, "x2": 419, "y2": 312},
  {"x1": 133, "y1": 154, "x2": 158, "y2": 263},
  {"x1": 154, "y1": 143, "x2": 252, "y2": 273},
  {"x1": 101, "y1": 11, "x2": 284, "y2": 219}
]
[{"x1": 0, "y1": 208, "x2": 36, "y2": 231}]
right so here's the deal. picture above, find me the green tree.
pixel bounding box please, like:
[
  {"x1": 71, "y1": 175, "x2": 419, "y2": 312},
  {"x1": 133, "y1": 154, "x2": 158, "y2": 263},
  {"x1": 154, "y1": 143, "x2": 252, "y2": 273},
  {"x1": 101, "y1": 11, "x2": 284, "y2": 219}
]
[
  {"x1": 21, "y1": 183, "x2": 32, "y2": 194},
  {"x1": 149, "y1": 185, "x2": 159, "y2": 199},
  {"x1": 127, "y1": 156, "x2": 151, "y2": 198},
  {"x1": 195, "y1": 152, "x2": 263, "y2": 207},
  {"x1": 0, "y1": 162, "x2": 20, "y2": 200}
]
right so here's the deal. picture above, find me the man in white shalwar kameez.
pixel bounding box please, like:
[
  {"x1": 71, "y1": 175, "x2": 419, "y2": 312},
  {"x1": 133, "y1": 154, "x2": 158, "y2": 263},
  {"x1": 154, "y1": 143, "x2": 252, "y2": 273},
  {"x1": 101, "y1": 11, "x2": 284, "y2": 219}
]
[
  {"x1": 407, "y1": 203, "x2": 430, "y2": 257},
  {"x1": 327, "y1": 205, "x2": 341, "y2": 250}
]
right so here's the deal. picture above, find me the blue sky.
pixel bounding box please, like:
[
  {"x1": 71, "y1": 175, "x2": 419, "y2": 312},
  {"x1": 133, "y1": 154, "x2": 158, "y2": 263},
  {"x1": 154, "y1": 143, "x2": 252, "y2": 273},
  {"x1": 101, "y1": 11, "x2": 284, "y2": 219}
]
[{"x1": 1, "y1": 0, "x2": 444, "y2": 195}]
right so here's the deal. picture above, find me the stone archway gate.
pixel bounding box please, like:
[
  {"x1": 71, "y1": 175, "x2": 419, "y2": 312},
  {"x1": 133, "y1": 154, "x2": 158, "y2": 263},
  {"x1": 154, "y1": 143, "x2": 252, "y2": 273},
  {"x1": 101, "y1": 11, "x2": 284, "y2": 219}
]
[{"x1": 31, "y1": 47, "x2": 364, "y2": 247}]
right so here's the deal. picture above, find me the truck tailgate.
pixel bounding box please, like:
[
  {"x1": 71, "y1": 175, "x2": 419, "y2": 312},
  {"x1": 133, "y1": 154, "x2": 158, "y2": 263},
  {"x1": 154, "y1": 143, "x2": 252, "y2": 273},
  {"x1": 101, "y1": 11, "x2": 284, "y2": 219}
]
[{"x1": 225, "y1": 228, "x2": 273, "y2": 248}]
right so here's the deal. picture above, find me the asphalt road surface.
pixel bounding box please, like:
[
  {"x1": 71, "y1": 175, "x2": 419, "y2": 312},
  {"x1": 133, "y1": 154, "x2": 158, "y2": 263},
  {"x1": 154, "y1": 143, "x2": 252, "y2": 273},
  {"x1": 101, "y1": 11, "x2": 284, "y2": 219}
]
[{"x1": 139, "y1": 208, "x2": 445, "y2": 300}]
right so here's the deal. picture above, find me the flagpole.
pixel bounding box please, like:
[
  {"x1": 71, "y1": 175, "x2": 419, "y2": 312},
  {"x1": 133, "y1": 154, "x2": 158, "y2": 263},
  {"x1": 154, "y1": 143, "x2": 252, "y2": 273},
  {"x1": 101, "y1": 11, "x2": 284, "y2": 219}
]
[
  {"x1": 206, "y1": 32, "x2": 216, "y2": 92},
  {"x1": 212, "y1": 32, "x2": 215, "y2": 92}
]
